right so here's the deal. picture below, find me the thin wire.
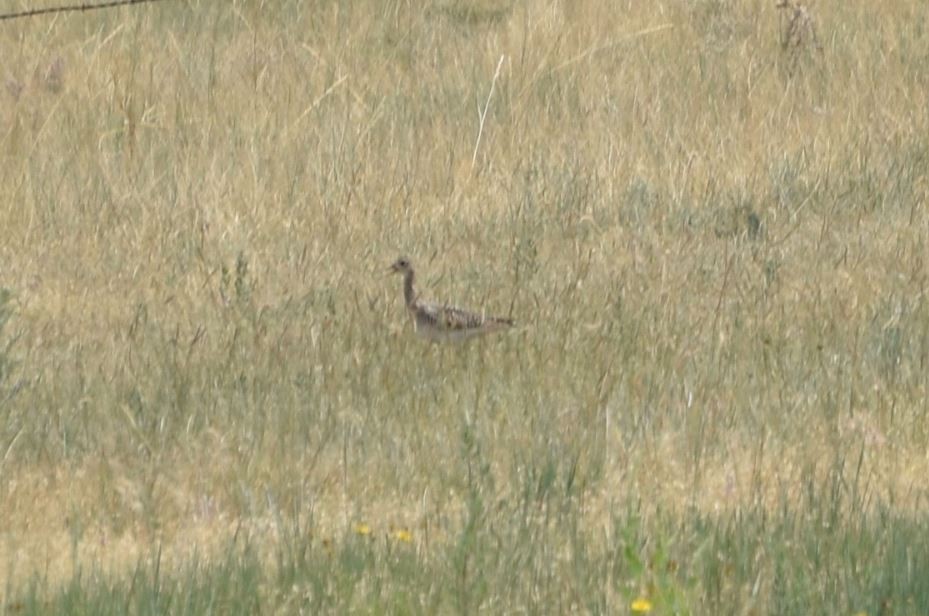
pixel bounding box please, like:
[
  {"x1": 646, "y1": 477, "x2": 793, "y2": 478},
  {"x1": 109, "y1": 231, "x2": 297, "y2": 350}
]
[{"x1": 0, "y1": 0, "x2": 171, "y2": 21}]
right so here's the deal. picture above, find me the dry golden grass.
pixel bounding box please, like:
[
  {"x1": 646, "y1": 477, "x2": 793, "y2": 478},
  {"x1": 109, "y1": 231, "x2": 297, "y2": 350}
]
[{"x1": 1, "y1": 0, "x2": 929, "y2": 610}]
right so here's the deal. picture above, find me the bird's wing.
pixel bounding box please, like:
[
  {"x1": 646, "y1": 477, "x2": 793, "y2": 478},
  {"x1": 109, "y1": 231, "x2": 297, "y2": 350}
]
[{"x1": 417, "y1": 301, "x2": 512, "y2": 331}]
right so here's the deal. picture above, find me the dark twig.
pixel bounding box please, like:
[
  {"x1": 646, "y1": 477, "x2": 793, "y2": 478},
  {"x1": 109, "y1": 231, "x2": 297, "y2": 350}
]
[{"x1": 0, "y1": 0, "x2": 171, "y2": 21}]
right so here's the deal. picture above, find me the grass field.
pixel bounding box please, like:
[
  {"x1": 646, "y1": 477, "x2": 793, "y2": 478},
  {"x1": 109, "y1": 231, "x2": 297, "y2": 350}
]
[{"x1": 2, "y1": 0, "x2": 929, "y2": 612}]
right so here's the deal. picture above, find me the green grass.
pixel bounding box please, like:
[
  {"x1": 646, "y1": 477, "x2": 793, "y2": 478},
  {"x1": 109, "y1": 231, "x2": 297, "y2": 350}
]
[
  {"x1": 2, "y1": 0, "x2": 929, "y2": 613},
  {"x1": 9, "y1": 498, "x2": 929, "y2": 613}
]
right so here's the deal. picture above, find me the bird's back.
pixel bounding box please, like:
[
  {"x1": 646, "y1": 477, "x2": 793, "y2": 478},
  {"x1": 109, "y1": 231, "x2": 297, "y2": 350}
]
[{"x1": 410, "y1": 300, "x2": 513, "y2": 342}]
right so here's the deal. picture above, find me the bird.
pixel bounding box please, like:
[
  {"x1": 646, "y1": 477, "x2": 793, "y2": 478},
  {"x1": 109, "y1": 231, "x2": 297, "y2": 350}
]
[{"x1": 388, "y1": 257, "x2": 514, "y2": 342}]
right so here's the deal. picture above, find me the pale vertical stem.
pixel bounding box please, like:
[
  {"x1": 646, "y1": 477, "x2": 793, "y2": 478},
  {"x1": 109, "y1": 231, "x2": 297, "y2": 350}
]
[{"x1": 471, "y1": 55, "x2": 506, "y2": 172}]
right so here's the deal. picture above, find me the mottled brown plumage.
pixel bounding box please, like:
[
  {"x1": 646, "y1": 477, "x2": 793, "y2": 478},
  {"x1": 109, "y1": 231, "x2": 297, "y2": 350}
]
[{"x1": 388, "y1": 257, "x2": 514, "y2": 342}]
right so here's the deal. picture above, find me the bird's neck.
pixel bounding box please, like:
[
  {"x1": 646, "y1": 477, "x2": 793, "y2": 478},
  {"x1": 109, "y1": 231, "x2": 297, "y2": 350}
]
[{"x1": 403, "y1": 270, "x2": 416, "y2": 307}]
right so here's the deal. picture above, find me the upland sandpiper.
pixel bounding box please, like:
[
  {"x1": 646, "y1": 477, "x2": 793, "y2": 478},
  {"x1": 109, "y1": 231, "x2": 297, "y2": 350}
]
[{"x1": 388, "y1": 257, "x2": 514, "y2": 342}]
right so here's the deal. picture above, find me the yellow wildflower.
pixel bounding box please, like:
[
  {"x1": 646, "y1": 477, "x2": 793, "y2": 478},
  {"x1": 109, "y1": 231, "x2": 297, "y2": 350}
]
[
  {"x1": 631, "y1": 597, "x2": 653, "y2": 613},
  {"x1": 392, "y1": 529, "x2": 413, "y2": 543},
  {"x1": 354, "y1": 523, "x2": 372, "y2": 536}
]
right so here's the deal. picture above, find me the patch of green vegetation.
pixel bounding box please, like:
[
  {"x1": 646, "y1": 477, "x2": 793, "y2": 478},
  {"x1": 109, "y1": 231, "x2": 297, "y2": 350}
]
[{"x1": 8, "y1": 494, "x2": 929, "y2": 614}]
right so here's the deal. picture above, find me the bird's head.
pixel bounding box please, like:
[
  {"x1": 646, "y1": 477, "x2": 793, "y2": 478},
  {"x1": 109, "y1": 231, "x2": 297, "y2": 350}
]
[{"x1": 388, "y1": 257, "x2": 413, "y2": 275}]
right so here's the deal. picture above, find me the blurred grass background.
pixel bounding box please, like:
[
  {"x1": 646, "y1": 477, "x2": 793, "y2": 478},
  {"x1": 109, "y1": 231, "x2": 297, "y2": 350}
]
[{"x1": 1, "y1": 0, "x2": 928, "y2": 612}]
